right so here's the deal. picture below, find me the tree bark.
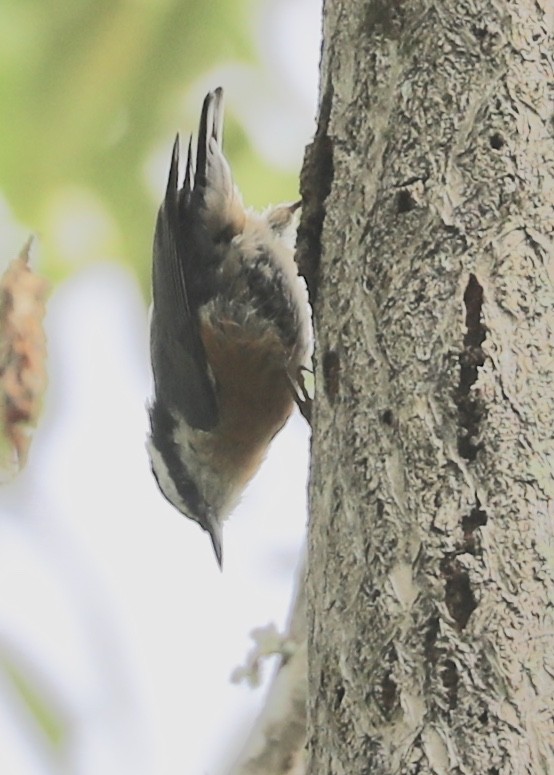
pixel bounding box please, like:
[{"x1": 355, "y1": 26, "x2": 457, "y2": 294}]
[{"x1": 302, "y1": 0, "x2": 554, "y2": 772}]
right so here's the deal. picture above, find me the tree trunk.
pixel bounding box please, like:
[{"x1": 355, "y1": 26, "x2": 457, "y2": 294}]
[{"x1": 302, "y1": 0, "x2": 554, "y2": 772}]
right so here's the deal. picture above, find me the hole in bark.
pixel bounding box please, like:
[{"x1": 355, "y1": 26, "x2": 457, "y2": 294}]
[
  {"x1": 455, "y1": 274, "x2": 486, "y2": 460},
  {"x1": 381, "y1": 409, "x2": 394, "y2": 426},
  {"x1": 441, "y1": 556, "x2": 477, "y2": 629},
  {"x1": 489, "y1": 132, "x2": 505, "y2": 150},
  {"x1": 364, "y1": 0, "x2": 405, "y2": 39},
  {"x1": 335, "y1": 685, "x2": 345, "y2": 708},
  {"x1": 479, "y1": 709, "x2": 489, "y2": 725},
  {"x1": 323, "y1": 350, "x2": 340, "y2": 402},
  {"x1": 396, "y1": 189, "x2": 415, "y2": 213}
]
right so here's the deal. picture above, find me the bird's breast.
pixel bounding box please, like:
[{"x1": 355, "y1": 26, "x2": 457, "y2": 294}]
[{"x1": 198, "y1": 319, "x2": 294, "y2": 487}]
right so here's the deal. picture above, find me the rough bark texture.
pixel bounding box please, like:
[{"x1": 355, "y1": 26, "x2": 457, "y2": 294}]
[{"x1": 302, "y1": 1, "x2": 554, "y2": 773}]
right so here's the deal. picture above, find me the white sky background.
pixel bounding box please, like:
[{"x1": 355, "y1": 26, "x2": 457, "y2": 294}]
[{"x1": 0, "y1": 1, "x2": 321, "y2": 773}]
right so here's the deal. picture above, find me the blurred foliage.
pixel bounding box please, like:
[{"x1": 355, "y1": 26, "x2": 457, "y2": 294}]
[
  {"x1": 0, "y1": 0, "x2": 297, "y2": 296},
  {"x1": 2, "y1": 652, "x2": 66, "y2": 754},
  {"x1": 0, "y1": 1, "x2": 307, "y2": 763}
]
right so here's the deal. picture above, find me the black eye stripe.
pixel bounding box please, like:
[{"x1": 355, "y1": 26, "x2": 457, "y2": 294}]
[{"x1": 149, "y1": 403, "x2": 205, "y2": 519}]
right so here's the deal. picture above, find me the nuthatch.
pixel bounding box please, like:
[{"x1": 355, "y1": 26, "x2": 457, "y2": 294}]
[{"x1": 147, "y1": 88, "x2": 310, "y2": 566}]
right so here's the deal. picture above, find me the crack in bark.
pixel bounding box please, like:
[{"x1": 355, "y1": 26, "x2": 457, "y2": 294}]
[
  {"x1": 456, "y1": 274, "x2": 486, "y2": 461},
  {"x1": 380, "y1": 645, "x2": 398, "y2": 718},
  {"x1": 424, "y1": 617, "x2": 461, "y2": 709},
  {"x1": 440, "y1": 556, "x2": 477, "y2": 630},
  {"x1": 440, "y1": 658, "x2": 459, "y2": 710},
  {"x1": 424, "y1": 616, "x2": 440, "y2": 664},
  {"x1": 296, "y1": 79, "x2": 335, "y2": 304},
  {"x1": 461, "y1": 496, "x2": 488, "y2": 554},
  {"x1": 323, "y1": 349, "x2": 341, "y2": 403}
]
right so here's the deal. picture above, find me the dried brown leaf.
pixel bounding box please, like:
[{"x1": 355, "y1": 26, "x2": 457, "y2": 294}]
[{"x1": 0, "y1": 238, "x2": 49, "y2": 475}]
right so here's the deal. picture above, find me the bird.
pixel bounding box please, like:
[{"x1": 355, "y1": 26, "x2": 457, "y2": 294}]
[{"x1": 147, "y1": 88, "x2": 311, "y2": 566}]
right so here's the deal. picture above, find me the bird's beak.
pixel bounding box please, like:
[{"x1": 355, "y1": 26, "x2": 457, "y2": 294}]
[{"x1": 205, "y1": 513, "x2": 223, "y2": 569}]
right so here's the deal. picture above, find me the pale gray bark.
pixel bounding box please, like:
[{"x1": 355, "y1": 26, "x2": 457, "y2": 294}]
[
  {"x1": 301, "y1": 0, "x2": 554, "y2": 773},
  {"x1": 229, "y1": 567, "x2": 307, "y2": 775}
]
